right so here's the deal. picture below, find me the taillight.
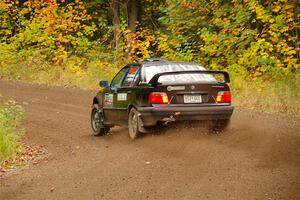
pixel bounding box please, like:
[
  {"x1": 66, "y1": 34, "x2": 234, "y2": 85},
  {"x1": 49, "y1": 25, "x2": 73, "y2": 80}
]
[
  {"x1": 149, "y1": 92, "x2": 169, "y2": 104},
  {"x1": 216, "y1": 91, "x2": 232, "y2": 103}
]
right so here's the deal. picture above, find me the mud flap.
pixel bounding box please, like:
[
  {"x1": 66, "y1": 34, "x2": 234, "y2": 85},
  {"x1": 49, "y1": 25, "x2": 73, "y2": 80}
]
[{"x1": 137, "y1": 113, "x2": 149, "y2": 133}]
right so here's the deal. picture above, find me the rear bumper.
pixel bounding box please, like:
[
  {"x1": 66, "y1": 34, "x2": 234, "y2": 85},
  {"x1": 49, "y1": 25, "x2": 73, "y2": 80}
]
[{"x1": 137, "y1": 105, "x2": 234, "y2": 127}]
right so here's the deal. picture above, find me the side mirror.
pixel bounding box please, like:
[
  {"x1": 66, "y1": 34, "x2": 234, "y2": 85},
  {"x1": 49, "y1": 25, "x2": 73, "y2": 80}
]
[{"x1": 99, "y1": 80, "x2": 109, "y2": 88}]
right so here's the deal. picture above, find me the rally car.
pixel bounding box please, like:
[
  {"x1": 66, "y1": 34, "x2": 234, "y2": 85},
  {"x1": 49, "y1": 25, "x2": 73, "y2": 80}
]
[{"x1": 91, "y1": 58, "x2": 233, "y2": 139}]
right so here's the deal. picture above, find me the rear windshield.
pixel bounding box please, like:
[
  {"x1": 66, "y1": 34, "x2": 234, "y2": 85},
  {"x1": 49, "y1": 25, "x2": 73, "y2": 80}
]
[{"x1": 143, "y1": 64, "x2": 216, "y2": 84}]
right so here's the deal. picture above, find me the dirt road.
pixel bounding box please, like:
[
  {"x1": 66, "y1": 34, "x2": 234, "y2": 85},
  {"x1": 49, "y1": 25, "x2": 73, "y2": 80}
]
[{"x1": 0, "y1": 80, "x2": 299, "y2": 200}]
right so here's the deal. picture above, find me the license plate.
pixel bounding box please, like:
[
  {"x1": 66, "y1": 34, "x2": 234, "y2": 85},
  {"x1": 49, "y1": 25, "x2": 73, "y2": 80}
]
[{"x1": 183, "y1": 94, "x2": 202, "y2": 103}]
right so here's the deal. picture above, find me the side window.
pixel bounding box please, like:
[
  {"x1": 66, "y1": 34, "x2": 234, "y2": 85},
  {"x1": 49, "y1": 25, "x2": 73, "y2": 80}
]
[
  {"x1": 122, "y1": 66, "x2": 139, "y2": 87},
  {"x1": 110, "y1": 68, "x2": 128, "y2": 88}
]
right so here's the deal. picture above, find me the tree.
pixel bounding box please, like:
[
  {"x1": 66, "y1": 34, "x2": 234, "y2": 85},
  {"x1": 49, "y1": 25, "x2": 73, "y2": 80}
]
[
  {"x1": 127, "y1": 0, "x2": 139, "y2": 33},
  {"x1": 111, "y1": 0, "x2": 120, "y2": 49}
]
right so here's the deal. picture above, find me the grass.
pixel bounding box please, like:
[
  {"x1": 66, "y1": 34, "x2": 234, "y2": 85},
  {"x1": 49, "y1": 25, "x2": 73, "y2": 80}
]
[
  {"x1": 0, "y1": 100, "x2": 25, "y2": 161},
  {"x1": 232, "y1": 74, "x2": 300, "y2": 118},
  {"x1": 0, "y1": 56, "x2": 121, "y2": 90}
]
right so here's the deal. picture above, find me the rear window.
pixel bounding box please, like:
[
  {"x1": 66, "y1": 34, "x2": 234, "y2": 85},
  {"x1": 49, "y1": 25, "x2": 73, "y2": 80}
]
[{"x1": 143, "y1": 64, "x2": 216, "y2": 84}]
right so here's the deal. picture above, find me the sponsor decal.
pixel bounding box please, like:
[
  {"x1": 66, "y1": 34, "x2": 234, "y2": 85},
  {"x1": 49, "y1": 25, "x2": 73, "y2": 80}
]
[
  {"x1": 117, "y1": 93, "x2": 127, "y2": 101},
  {"x1": 104, "y1": 93, "x2": 113, "y2": 105},
  {"x1": 167, "y1": 86, "x2": 185, "y2": 91}
]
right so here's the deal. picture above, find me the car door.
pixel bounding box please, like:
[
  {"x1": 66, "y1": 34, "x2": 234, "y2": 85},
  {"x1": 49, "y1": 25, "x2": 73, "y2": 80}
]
[
  {"x1": 103, "y1": 67, "x2": 129, "y2": 124},
  {"x1": 114, "y1": 65, "x2": 140, "y2": 125}
]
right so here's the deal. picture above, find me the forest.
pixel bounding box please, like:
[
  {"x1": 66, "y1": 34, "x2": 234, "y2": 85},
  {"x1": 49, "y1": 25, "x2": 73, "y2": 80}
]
[{"x1": 0, "y1": 0, "x2": 299, "y2": 116}]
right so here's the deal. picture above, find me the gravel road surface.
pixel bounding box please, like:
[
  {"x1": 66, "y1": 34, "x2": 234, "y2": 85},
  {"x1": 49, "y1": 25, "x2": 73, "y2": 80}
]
[{"x1": 0, "y1": 80, "x2": 299, "y2": 200}]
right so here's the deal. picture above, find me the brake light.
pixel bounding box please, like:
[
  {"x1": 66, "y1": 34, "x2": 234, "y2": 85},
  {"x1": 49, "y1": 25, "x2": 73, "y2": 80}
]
[
  {"x1": 216, "y1": 91, "x2": 232, "y2": 103},
  {"x1": 149, "y1": 92, "x2": 169, "y2": 104}
]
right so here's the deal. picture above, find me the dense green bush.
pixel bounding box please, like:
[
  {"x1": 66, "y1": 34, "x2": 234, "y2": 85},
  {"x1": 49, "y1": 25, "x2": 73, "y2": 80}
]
[{"x1": 0, "y1": 100, "x2": 25, "y2": 161}]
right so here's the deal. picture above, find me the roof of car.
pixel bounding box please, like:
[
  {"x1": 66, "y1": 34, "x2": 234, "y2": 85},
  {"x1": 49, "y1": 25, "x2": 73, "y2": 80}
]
[{"x1": 141, "y1": 58, "x2": 201, "y2": 67}]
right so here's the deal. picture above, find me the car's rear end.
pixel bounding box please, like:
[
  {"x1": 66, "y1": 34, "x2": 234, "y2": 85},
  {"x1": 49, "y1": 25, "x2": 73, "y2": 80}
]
[{"x1": 137, "y1": 61, "x2": 234, "y2": 130}]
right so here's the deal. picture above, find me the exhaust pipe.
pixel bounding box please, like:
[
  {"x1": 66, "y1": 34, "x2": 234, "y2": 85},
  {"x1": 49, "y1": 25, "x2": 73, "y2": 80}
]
[{"x1": 162, "y1": 112, "x2": 181, "y2": 125}]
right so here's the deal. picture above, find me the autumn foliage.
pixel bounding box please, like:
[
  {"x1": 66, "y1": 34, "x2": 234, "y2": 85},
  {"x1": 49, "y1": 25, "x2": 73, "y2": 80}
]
[
  {"x1": 0, "y1": 0, "x2": 95, "y2": 63},
  {"x1": 1, "y1": 0, "x2": 299, "y2": 76},
  {"x1": 159, "y1": 0, "x2": 299, "y2": 77}
]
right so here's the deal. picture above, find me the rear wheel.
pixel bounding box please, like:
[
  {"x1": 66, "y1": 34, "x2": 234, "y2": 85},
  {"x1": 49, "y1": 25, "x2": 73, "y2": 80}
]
[
  {"x1": 91, "y1": 104, "x2": 110, "y2": 136},
  {"x1": 128, "y1": 108, "x2": 141, "y2": 139},
  {"x1": 210, "y1": 119, "x2": 230, "y2": 133}
]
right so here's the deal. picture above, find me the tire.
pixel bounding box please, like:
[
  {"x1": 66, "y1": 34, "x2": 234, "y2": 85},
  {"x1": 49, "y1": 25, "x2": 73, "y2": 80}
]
[
  {"x1": 128, "y1": 107, "x2": 141, "y2": 139},
  {"x1": 210, "y1": 119, "x2": 231, "y2": 133},
  {"x1": 91, "y1": 104, "x2": 110, "y2": 136}
]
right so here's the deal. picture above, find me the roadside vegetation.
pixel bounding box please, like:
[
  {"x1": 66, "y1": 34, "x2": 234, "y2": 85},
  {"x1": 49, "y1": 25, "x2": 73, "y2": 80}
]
[
  {"x1": 0, "y1": 100, "x2": 25, "y2": 161},
  {"x1": 0, "y1": 0, "x2": 299, "y2": 117}
]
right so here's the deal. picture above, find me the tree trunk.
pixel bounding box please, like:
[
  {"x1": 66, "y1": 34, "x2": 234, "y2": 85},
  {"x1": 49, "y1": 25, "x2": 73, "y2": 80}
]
[
  {"x1": 126, "y1": 0, "x2": 140, "y2": 59},
  {"x1": 127, "y1": 0, "x2": 139, "y2": 33},
  {"x1": 111, "y1": 0, "x2": 120, "y2": 50}
]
